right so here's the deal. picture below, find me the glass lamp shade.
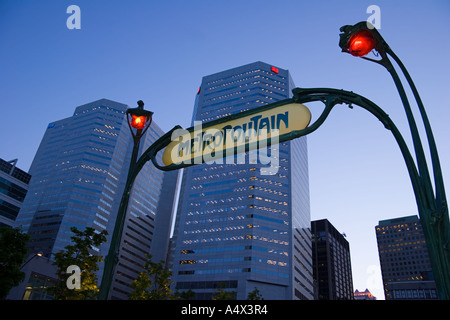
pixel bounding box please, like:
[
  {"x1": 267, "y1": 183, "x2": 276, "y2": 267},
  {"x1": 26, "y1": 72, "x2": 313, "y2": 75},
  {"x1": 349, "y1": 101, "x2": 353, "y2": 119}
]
[
  {"x1": 130, "y1": 115, "x2": 148, "y2": 130},
  {"x1": 347, "y1": 29, "x2": 376, "y2": 57}
]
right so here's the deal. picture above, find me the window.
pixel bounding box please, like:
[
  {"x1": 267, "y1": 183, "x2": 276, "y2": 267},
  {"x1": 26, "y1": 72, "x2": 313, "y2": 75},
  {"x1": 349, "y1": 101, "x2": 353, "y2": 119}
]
[{"x1": 22, "y1": 272, "x2": 58, "y2": 300}]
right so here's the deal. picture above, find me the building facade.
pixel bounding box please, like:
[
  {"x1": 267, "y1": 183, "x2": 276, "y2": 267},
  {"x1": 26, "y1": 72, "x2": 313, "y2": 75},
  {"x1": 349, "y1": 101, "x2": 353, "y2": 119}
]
[
  {"x1": 311, "y1": 219, "x2": 354, "y2": 300},
  {"x1": 354, "y1": 288, "x2": 376, "y2": 300},
  {"x1": 11, "y1": 99, "x2": 178, "y2": 299},
  {"x1": 0, "y1": 158, "x2": 31, "y2": 228},
  {"x1": 375, "y1": 215, "x2": 438, "y2": 300},
  {"x1": 171, "y1": 62, "x2": 313, "y2": 300}
]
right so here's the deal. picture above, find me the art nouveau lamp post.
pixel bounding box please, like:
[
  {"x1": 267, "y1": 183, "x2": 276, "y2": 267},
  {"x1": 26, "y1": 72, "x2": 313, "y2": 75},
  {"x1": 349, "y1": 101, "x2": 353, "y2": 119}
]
[
  {"x1": 98, "y1": 100, "x2": 153, "y2": 300},
  {"x1": 339, "y1": 21, "x2": 450, "y2": 300}
]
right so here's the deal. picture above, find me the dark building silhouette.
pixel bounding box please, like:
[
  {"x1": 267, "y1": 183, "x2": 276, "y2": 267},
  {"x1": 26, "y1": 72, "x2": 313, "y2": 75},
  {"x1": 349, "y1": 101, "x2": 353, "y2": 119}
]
[
  {"x1": 375, "y1": 215, "x2": 438, "y2": 300},
  {"x1": 312, "y1": 219, "x2": 354, "y2": 299}
]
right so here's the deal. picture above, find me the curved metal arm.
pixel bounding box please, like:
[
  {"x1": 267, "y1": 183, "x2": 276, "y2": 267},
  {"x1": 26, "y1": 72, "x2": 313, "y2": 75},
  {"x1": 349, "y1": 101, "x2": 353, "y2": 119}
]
[
  {"x1": 138, "y1": 87, "x2": 425, "y2": 213},
  {"x1": 291, "y1": 87, "x2": 426, "y2": 210},
  {"x1": 387, "y1": 48, "x2": 447, "y2": 212},
  {"x1": 132, "y1": 125, "x2": 183, "y2": 178}
]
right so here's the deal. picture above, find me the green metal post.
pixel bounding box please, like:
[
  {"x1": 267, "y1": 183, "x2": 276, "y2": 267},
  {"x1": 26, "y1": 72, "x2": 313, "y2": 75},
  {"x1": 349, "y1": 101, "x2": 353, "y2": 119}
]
[
  {"x1": 98, "y1": 101, "x2": 153, "y2": 300},
  {"x1": 98, "y1": 135, "x2": 141, "y2": 300},
  {"x1": 383, "y1": 57, "x2": 450, "y2": 300},
  {"x1": 97, "y1": 122, "x2": 179, "y2": 300},
  {"x1": 386, "y1": 54, "x2": 450, "y2": 299}
]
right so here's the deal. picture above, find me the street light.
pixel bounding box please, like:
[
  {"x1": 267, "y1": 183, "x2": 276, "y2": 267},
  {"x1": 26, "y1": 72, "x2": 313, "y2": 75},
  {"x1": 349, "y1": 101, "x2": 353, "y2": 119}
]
[
  {"x1": 98, "y1": 100, "x2": 153, "y2": 300},
  {"x1": 339, "y1": 23, "x2": 379, "y2": 57},
  {"x1": 126, "y1": 100, "x2": 153, "y2": 133},
  {"x1": 21, "y1": 252, "x2": 43, "y2": 270},
  {"x1": 339, "y1": 21, "x2": 450, "y2": 300}
]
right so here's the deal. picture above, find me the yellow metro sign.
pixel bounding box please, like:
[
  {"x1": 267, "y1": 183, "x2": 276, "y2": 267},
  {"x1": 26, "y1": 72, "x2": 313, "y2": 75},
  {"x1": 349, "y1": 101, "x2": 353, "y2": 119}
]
[{"x1": 161, "y1": 101, "x2": 311, "y2": 168}]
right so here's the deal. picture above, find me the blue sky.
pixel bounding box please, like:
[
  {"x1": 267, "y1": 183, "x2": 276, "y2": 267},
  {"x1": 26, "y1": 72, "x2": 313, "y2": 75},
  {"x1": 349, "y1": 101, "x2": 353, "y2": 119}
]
[{"x1": 1, "y1": 0, "x2": 449, "y2": 300}]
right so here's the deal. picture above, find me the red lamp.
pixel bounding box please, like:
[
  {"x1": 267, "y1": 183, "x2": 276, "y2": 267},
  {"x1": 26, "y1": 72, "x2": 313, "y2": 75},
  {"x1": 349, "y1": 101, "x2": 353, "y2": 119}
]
[
  {"x1": 339, "y1": 22, "x2": 381, "y2": 58},
  {"x1": 347, "y1": 29, "x2": 376, "y2": 57},
  {"x1": 126, "y1": 100, "x2": 153, "y2": 138},
  {"x1": 130, "y1": 115, "x2": 148, "y2": 130}
]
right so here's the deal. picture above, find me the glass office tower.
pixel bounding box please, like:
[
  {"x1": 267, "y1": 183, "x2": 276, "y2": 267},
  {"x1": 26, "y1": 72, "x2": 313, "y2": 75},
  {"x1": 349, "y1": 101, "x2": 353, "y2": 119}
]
[
  {"x1": 376, "y1": 215, "x2": 438, "y2": 300},
  {"x1": 172, "y1": 62, "x2": 313, "y2": 300},
  {"x1": 13, "y1": 99, "x2": 178, "y2": 299}
]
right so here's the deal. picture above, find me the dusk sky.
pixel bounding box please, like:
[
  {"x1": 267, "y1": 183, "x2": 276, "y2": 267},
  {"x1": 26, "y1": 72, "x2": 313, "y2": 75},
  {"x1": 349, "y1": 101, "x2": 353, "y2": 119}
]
[{"x1": 1, "y1": 0, "x2": 449, "y2": 300}]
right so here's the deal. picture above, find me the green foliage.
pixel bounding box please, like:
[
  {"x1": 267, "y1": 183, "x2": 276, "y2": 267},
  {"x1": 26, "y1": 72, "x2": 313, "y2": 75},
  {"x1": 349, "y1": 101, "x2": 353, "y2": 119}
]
[
  {"x1": 0, "y1": 227, "x2": 30, "y2": 299},
  {"x1": 178, "y1": 289, "x2": 195, "y2": 300},
  {"x1": 129, "y1": 254, "x2": 177, "y2": 300},
  {"x1": 212, "y1": 284, "x2": 237, "y2": 300},
  {"x1": 247, "y1": 287, "x2": 264, "y2": 300},
  {"x1": 47, "y1": 227, "x2": 107, "y2": 300}
]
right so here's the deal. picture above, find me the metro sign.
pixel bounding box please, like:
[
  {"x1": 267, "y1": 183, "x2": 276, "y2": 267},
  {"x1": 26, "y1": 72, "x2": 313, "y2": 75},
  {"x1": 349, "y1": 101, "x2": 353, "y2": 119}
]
[{"x1": 160, "y1": 100, "x2": 311, "y2": 169}]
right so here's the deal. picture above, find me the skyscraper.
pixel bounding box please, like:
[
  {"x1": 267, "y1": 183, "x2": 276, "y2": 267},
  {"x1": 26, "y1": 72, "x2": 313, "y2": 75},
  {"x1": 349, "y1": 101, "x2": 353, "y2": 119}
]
[
  {"x1": 0, "y1": 158, "x2": 31, "y2": 228},
  {"x1": 12, "y1": 98, "x2": 178, "y2": 299},
  {"x1": 311, "y1": 219, "x2": 354, "y2": 300},
  {"x1": 171, "y1": 62, "x2": 313, "y2": 300},
  {"x1": 375, "y1": 215, "x2": 438, "y2": 300}
]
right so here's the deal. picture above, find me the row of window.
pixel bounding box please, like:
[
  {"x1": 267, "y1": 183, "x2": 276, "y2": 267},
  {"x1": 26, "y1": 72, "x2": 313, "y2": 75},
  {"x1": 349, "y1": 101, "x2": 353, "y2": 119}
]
[
  {"x1": 0, "y1": 199, "x2": 20, "y2": 220},
  {"x1": 180, "y1": 256, "x2": 287, "y2": 266},
  {"x1": 179, "y1": 267, "x2": 289, "y2": 279},
  {"x1": 205, "y1": 68, "x2": 286, "y2": 87},
  {"x1": 389, "y1": 288, "x2": 437, "y2": 300},
  {"x1": 176, "y1": 280, "x2": 238, "y2": 290},
  {"x1": 181, "y1": 244, "x2": 287, "y2": 254},
  {"x1": 185, "y1": 206, "x2": 287, "y2": 226},
  {"x1": 184, "y1": 222, "x2": 287, "y2": 236},
  {"x1": 182, "y1": 233, "x2": 289, "y2": 246},
  {"x1": 204, "y1": 85, "x2": 286, "y2": 104},
  {"x1": 0, "y1": 176, "x2": 28, "y2": 202},
  {"x1": 0, "y1": 159, "x2": 31, "y2": 184}
]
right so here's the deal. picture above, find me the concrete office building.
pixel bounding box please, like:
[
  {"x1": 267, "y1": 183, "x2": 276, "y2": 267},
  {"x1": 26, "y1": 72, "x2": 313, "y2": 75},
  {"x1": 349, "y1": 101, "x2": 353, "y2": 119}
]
[
  {"x1": 375, "y1": 215, "x2": 438, "y2": 300},
  {"x1": 171, "y1": 62, "x2": 313, "y2": 300},
  {"x1": 11, "y1": 99, "x2": 178, "y2": 299},
  {"x1": 0, "y1": 158, "x2": 31, "y2": 228}
]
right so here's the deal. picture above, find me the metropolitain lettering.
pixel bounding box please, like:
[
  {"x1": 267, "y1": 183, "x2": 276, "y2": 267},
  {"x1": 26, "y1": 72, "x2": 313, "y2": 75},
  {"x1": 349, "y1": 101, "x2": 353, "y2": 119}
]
[{"x1": 161, "y1": 102, "x2": 311, "y2": 175}]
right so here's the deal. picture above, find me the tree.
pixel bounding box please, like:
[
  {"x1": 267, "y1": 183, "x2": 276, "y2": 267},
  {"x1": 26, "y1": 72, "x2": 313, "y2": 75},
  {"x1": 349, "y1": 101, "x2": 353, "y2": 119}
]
[
  {"x1": 178, "y1": 289, "x2": 195, "y2": 300},
  {"x1": 247, "y1": 287, "x2": 264, "y2": 300},
  {"x1": 212, "y1": 284, "x2": 237, "y2": 300},
  {"x1": 129, "y1": 254, "x2": 176, "y2": 300},
  {"x1": 0, "y1": 227, "x2": 30, "y2": 299},
  {"x1": 47, "y1": 227, "x2": 107, "y2": 300}
]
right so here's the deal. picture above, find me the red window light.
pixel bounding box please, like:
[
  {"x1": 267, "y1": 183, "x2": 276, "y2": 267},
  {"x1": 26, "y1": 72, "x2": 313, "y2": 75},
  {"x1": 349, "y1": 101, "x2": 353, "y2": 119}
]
[
  {"x1": 271, "y1": 66, "x2": 279, "y2": 74},
  {"x1": 197, "y1": 87, "x2": 201, "y2": 95}
]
